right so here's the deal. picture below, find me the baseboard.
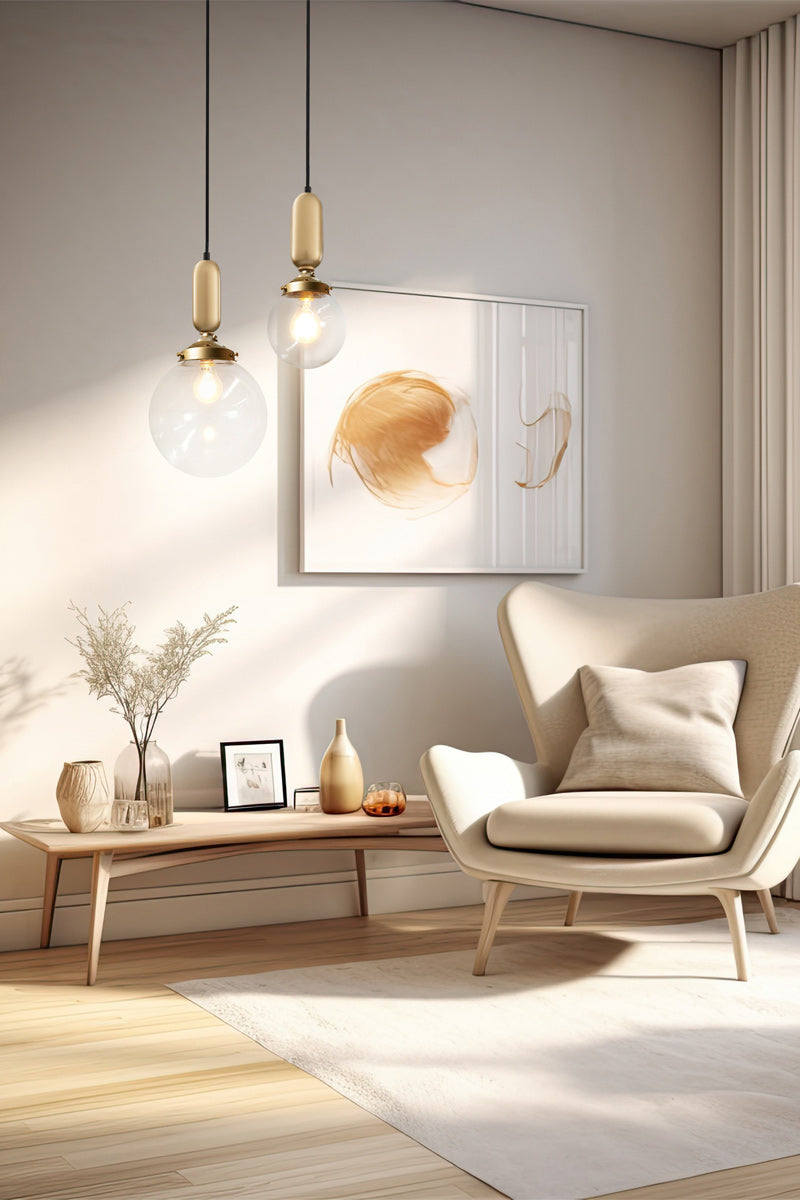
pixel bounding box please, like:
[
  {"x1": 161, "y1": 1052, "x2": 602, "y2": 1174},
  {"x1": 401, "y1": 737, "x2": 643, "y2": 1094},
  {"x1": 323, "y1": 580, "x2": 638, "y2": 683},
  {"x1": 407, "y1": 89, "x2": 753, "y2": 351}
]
[{"x1": 0, "y1": 860, "x2": 559, "y2": 951}]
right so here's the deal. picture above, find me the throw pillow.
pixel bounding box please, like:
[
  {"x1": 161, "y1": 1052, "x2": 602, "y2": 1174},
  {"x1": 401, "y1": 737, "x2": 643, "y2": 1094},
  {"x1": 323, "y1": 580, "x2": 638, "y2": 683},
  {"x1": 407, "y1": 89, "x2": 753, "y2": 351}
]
[{"x1": 556, "y1": 659, "x2": 746, "y2": 796}]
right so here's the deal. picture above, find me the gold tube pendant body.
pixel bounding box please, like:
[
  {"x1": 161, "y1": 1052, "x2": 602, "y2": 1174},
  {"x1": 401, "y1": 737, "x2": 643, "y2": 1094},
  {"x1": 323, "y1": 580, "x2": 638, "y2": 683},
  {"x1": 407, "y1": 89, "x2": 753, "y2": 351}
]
[
  {"x1": 192, "y1": 259, "x2": 221, "y2": 334},
  {"x1": 291, "y1": 192, "x2": 323, "y2": 271}
]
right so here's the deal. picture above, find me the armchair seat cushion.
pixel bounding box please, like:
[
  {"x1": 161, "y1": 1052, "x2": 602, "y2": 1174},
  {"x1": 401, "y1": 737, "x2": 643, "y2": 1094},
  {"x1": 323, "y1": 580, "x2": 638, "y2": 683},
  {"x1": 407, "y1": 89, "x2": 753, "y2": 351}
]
[{"x1": 485, "y1": 790, "x2": 748, "y2": 856}]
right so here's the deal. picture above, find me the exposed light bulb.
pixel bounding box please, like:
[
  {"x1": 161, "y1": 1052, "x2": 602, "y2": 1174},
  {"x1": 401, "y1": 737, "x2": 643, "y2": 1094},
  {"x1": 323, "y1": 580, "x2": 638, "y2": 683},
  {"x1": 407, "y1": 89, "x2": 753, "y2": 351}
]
[
  {"x1": 150, "y1": 356, "x2": 266, "y2": 478},
  {"x1": 194, "y1": 361, "x2": 223, "y2": 404},
  {"x1": 268, "y1": 290, "x2": 346, "y2": 369},
  {"x1": 291, "y1": 298, "x2": 322, "y2": 344}
]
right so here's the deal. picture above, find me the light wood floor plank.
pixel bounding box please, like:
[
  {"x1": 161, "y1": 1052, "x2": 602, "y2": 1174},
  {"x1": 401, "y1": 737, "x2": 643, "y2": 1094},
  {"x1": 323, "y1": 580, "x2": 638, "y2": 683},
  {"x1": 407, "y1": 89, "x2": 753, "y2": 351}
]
[
  {"x1": 0, "y1": 892, "x2": 796, "y2": 1200},
  {"x1": 6, "y1": 1173, "x2": 193, "y2": 1200}
]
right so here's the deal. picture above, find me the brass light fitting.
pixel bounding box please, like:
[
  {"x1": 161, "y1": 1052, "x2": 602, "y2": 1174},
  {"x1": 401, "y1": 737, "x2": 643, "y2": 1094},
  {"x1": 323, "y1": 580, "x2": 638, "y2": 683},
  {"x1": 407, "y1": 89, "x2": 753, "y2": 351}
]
[
  {"x1": 281, "y1": 191, "x2": 331, "y2": 298},
  {"x1": 178, "y1": 258, "x2": 237, "y2": 362}
]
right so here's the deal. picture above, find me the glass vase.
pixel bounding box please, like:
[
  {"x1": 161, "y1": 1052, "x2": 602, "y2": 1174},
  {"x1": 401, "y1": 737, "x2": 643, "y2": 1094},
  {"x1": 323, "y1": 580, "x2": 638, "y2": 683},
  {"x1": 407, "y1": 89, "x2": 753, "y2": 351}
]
[
  {"x1": 362, "y1": 782, "x2": 407, "y2": 817},
  {"x1": 113, "y1": 740, "x2": 174, "y2": 828}
]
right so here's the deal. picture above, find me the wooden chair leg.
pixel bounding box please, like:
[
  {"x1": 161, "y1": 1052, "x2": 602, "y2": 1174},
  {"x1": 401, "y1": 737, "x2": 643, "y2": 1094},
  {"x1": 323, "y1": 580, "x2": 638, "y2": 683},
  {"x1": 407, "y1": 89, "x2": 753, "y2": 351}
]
[
  {"x1": 710, "y1": 887, "x2": 750, "y2": 981},
  {"x1": 564, "y1": 890, "x2": 582, "y2": 926},
  {"x1": 473, "y1": 881, "x2": 515, "y2": 976},
  {"x1": 757, "y1": 889, "x2": 779, "y2": 933}
]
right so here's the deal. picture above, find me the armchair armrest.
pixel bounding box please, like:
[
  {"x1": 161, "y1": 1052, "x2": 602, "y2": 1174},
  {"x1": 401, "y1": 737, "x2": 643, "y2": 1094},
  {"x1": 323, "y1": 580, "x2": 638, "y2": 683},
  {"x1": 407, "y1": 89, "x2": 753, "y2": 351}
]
[
  {"x1": 725, "y1": 750, "x2": 800, "y2": 888},
  {"x1": 420, "y1": 746, "x2": 556, "y2": 877}
]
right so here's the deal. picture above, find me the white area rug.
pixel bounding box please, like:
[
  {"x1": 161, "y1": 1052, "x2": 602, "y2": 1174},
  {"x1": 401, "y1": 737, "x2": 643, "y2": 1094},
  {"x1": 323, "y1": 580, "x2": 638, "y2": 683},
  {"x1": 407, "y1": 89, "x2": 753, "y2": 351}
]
[{"x1": 171, "y1": 911, "x2": 800, "y2": 1200}]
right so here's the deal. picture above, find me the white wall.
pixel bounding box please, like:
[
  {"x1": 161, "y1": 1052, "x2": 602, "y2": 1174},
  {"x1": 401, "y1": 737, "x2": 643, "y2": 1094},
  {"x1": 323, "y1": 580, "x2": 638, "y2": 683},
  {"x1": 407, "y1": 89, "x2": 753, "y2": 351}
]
[{"x1": 0, "y1": 0, "x2": 721, "y2": 949}]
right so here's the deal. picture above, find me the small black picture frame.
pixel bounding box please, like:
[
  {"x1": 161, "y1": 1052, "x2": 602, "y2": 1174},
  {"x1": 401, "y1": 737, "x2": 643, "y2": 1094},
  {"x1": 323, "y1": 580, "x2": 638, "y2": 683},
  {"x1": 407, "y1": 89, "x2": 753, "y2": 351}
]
[{"x1": 220, "y1": 740, "x2": 288, "y2": 812}]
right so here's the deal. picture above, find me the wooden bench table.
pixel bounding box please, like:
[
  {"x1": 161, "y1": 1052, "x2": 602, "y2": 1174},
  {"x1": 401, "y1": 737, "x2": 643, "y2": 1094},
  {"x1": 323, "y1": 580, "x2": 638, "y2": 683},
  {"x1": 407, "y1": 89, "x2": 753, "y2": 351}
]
[{"x1": 1, "y1": 799, "x2": 446, "y2": 984}]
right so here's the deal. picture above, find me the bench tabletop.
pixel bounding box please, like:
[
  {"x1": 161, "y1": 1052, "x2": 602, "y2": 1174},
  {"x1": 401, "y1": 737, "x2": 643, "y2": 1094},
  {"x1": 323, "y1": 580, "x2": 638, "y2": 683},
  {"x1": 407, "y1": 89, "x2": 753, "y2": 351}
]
[{"x1": 1, "y1": 797, "x2": 436, "y2": 857}]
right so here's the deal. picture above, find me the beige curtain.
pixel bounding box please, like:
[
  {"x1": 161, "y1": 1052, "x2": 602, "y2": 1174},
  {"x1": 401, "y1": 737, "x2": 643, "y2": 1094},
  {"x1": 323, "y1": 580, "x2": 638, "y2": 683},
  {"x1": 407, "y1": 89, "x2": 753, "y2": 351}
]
[
  {"x1": 723, "y1": 20, "x2": 800, "y2": 895},
  {"x1": 722, "y1": 18, "x2": 800, "y2": 597}
]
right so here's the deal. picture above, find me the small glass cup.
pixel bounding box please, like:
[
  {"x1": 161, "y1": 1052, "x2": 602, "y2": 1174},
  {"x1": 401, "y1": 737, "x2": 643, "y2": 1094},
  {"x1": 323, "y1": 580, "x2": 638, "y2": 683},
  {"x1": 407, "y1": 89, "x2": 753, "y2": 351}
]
[
  {"x1": 362, "y1": 782, "x2": 407, "y2": 817},
  {"x1": 110, "y1": 799, "x2": 150, "y2": 832}
]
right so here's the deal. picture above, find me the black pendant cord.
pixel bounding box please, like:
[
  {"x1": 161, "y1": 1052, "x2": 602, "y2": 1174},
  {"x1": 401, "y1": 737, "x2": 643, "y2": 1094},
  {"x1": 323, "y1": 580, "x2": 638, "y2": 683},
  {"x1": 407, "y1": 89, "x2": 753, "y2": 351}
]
[
  {"x1": 304, "y1": 0, "x2": 311, "y2": 194},
  {"x1": 203, "y1": 0, "x2": 211, "y2": 259}
]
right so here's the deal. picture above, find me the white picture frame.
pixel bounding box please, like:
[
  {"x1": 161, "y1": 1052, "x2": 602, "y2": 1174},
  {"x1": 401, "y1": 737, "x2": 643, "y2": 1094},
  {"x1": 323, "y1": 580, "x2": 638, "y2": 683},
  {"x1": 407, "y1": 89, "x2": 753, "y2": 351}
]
[{"x1": 302, "y1": 284, "x2": 587, "y2": 574}]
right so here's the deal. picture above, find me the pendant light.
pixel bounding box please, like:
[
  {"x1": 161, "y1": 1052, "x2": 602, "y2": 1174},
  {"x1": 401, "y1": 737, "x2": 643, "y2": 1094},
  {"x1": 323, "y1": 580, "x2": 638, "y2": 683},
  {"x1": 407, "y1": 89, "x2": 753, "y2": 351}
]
[
  {"x1": 150, "y1": 0, "x2": 267, "y2": 477},
  {"x1": 268, "y1": 0, "x2": 345, "y2": 370}
]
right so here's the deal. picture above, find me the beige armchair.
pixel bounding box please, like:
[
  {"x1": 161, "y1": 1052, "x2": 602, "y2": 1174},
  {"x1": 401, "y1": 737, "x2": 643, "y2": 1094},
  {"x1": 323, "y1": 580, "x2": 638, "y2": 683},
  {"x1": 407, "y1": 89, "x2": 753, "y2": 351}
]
[{"x1": 421, "y1": 583, "x2": 800, "y2": 980}]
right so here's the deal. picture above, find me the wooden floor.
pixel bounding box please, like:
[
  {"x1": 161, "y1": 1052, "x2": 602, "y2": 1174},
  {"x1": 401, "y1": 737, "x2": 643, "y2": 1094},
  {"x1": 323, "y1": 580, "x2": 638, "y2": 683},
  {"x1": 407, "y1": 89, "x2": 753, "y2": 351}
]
[{"x1": 2, "y1": 893, "x2": 799, "y2": 1200}]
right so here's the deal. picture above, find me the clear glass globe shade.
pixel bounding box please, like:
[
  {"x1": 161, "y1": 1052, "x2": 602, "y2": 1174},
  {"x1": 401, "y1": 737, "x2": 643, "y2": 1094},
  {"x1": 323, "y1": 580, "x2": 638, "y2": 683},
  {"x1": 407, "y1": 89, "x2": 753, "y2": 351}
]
[
  {"x1": 149, "y1": 358, "x2": 267, "y2": 477},
  {"x1": 268, "y1": 291, "x2": 346, "y2": 369}
]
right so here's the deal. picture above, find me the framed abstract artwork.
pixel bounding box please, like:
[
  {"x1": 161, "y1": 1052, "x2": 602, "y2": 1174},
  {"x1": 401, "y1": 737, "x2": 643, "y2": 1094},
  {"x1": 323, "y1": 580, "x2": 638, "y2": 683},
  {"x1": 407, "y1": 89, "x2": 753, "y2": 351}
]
[{"x1": 302, "y1": 284, "x2": 587, "y2": 573}]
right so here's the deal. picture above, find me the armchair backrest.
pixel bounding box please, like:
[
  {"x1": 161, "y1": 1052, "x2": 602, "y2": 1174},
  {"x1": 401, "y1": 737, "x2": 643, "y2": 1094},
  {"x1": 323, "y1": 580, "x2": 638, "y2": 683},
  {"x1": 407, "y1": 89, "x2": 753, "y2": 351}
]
[{"x1": 498, "y1": 582, "x2": 800, "y2": 798}]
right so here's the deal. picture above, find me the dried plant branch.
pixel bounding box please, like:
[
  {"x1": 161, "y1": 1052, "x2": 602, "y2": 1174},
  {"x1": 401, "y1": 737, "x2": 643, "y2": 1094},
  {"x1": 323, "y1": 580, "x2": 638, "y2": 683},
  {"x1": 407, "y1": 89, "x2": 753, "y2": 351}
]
[{"x1": 67, "y1": 602, "x2": 237, "y2": 802}]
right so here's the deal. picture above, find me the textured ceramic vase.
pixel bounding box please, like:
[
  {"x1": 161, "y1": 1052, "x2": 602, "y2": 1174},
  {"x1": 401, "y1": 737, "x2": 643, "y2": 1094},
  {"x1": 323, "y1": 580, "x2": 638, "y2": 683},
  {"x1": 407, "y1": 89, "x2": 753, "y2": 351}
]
[
  {"x1": 319, "y1": 719, "x2": 364, "y2": 814},
  {"x1": 55, "y1": 761, "x2": 110, "y2": 833},
  {"x1": 113, "y1": 741, "x2": 174, "y2": 828}
]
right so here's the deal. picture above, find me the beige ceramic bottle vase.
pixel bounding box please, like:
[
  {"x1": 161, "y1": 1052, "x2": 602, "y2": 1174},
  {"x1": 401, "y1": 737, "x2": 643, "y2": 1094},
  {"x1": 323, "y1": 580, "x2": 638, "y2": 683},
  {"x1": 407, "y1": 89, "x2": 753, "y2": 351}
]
[{"x1": 319, "y1": 719, "x2": 364, "y2": 814}]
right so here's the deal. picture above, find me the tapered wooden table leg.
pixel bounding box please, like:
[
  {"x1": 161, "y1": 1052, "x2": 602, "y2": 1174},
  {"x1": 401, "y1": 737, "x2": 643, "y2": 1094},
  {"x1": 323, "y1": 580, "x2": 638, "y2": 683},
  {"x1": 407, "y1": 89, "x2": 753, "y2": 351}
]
[
  {"x1": 354, "y1": 849, "x2": 368, "y2": 916},
  {"x1": 564, "y1": 890, "x2": 582, "y2": 927},
  {"x1": 40, "y1": 854, "x2": 62, "y2": 948},
  {"x1": 87, "y1": 851, "x2": 114, "y2": 986}
]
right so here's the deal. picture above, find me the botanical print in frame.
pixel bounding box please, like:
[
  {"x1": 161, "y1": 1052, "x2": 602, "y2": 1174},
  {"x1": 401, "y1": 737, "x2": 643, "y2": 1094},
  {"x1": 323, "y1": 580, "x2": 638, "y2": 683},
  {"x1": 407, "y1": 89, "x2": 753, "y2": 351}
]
[
  {"x1": 220, "y1": 740, "x2": 288, "y2": 812},
  {"x1": 302, "y1": 285, "x2": 586, "y2": 573}
]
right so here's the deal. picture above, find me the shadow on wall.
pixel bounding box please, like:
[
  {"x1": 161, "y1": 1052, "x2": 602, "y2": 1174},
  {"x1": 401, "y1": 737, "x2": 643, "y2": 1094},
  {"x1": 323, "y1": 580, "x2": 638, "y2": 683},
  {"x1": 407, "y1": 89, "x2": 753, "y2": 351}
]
[
  {"x1": 308, "y1": 658, "x2": 534, "y2": 797},
  {"x1": 0, "y1": 659, "x2": 71, "y2": 752},
  {"x1": 172, "y1": 749, "x2": 224, "y2": 811},
  {"x1": 309, "y1": 665, "x2": 445, "y2": 794},
  {"x1": 0, "y1": 833, "x2": 45, "y2": 888}
]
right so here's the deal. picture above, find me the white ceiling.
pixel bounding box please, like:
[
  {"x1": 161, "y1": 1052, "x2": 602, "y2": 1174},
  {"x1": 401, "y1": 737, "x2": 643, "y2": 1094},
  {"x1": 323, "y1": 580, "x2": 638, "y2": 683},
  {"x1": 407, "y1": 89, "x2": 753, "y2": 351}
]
[{"x1": 455, "y1": 0, "x2": 800, "y2": 48}]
